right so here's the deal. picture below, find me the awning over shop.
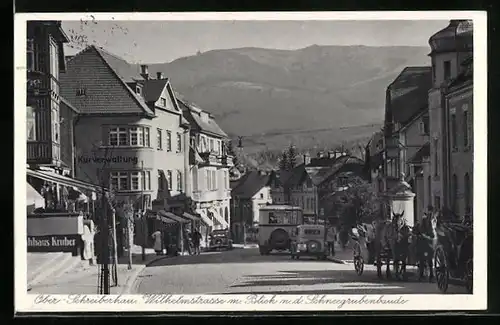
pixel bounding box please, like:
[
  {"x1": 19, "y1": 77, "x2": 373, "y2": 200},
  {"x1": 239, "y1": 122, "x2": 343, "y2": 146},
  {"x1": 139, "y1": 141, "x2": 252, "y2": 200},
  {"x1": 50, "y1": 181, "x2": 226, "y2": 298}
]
[
  {"x1": 158, "y1": 210, "x2": 190, "y2": 224},
  {"x1": 26, "y1": 182, "x2": 45, "y2": 209},
  {"x1": 156, "y1": 214, "x2": 176, "y2": 224},
  {"x1": 182, "y1": 212, "x2": 201, "y2": 222},
  {"x1": 26, "y1": 168, "x2": 105, "y2": 193}
]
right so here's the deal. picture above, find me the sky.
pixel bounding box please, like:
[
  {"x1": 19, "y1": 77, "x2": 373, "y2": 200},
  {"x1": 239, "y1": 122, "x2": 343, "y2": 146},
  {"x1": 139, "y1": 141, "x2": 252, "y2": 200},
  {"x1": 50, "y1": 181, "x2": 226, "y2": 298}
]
[{"x1": 61, "y1": 20, "x2": 449, "y2": 64}]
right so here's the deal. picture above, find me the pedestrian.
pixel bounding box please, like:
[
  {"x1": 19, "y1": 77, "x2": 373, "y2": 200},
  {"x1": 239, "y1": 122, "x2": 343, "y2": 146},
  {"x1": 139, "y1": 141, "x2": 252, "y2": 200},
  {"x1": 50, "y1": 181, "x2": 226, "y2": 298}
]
[
  {"x1": 151, "y1": 229, "x2": 162, "y2": 256},
  {"x1": 326, "y1": 225, "x2": 336, "y2": 256},
  {"x1": 192, "y1": 229, "x2": 202, "y2": 255}
]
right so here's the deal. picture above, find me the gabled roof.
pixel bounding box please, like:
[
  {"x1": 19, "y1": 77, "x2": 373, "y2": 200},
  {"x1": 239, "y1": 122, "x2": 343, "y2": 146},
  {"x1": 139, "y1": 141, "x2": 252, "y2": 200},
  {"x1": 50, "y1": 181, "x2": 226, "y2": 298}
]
[
  {"x1": 231, "y1": 170, "x2": 270, "y2": 198},
  {"x1": 177, "y1": 98, "x2": 228, "y2": 138},
  {"x1": 284, "y1": 164, "x2": 307, "y2": 187},
  {"x1": 140, "y1": 79, "x2": 169, "y2": 103},
  {"x1": 62, "y1": 46, "x2": 154, "y2": 116},
  {"x1": 388, "y1": 66, "x2": 432, "y2": 126},
  {"x1": 269, "y1": 169, "x2": 293, "y2": 186}
]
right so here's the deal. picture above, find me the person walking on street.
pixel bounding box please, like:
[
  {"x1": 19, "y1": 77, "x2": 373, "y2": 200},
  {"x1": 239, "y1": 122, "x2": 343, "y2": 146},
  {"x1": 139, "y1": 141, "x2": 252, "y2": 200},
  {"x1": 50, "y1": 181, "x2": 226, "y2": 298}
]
[
  {"x1": 192, "y1": 229, "x2": 202, "y2": 255},
  {"x1": 326, "y1": 225, "x2": 336, "y2": 256},
  {"x1": 152, "y1": 229, "x2": 162, "y2": 256}
]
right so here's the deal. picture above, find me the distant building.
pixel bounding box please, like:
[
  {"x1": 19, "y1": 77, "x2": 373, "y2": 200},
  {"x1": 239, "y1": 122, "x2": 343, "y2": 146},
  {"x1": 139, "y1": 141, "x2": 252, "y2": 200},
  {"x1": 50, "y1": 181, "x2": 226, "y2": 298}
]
[{"x1": 230, "y1": 170, "x2": 272, "y2": 243}]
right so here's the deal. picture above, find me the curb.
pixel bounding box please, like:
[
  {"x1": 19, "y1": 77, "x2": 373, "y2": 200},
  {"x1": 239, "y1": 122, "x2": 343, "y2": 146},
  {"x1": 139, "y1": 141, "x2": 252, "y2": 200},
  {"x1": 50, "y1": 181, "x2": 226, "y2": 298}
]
[{"x1": 120, "y1": 255, "x2": 170, "y2": 294}]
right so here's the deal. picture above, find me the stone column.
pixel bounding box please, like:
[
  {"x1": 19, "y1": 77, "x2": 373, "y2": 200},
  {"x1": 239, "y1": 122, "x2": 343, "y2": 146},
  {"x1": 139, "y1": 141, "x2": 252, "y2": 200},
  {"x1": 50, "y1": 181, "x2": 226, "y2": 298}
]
[{"x1": 386, "y1": 173, "x2": 416, "y2": 227}]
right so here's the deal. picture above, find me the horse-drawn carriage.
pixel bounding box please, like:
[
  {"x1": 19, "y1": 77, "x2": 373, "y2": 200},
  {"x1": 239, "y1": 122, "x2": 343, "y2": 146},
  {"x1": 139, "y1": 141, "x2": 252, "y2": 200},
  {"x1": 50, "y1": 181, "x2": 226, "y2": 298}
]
[
  {"x1": 351, "y1": 211, "x2": 473, "y2": 293},
  {"x1": 433, "y1": 221, "x2": 473, "y2": 293}
]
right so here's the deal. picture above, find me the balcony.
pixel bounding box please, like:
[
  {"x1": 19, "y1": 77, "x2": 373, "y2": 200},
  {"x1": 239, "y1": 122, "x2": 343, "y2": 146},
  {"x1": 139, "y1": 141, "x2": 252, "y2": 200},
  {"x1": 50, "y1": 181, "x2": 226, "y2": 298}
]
[
  {"x1": 198, "y1": 151, "x2": 233, "y2": 167},
  {"x1": 192, "y1": 189, "x2": 230, "y2": 203}
]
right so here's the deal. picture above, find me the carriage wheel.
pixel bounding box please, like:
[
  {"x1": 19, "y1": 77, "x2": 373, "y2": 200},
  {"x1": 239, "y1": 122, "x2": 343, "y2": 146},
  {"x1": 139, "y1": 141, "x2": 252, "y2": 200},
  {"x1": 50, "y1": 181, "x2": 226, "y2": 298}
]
[
  {"x1": 353, "y1": 242, "x2": 364, "y2": 276},
  {"x1": 465, "y1": 258, "x2": 473, "y2": 294},
  {"x1": 434, "y1": 246, "x2": 449, "y2": 293}
]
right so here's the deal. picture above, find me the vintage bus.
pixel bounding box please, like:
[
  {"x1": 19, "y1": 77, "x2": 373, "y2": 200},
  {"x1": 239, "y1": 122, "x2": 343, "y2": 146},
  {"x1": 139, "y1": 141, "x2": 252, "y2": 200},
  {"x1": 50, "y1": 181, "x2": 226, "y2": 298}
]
[{"x1": 257, "y1": 205, "x2": 303, "y2": 255}]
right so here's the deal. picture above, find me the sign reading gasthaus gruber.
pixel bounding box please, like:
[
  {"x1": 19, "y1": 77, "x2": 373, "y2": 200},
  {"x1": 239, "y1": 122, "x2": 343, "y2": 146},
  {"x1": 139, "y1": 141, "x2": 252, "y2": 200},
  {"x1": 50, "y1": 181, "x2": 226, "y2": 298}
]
[{"x1": 27, "y1": 235, "x2": 79, "y2": 253}]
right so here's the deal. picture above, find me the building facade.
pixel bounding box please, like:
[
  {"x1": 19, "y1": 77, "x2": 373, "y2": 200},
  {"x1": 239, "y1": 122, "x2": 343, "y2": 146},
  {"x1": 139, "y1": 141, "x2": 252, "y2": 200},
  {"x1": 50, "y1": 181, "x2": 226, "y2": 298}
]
[
  {"x1": 60, "y1": 47, "x2": 190, "y2": 211},
  {"x1": 178, "y1": 98, "x2": 233, "y2": 231},
  {"x1": 444, "y1": 56, "x2": 473, "y2": 218},
  {"x1": 427, "y1": 20, "x2": 473, "y2": 213}
]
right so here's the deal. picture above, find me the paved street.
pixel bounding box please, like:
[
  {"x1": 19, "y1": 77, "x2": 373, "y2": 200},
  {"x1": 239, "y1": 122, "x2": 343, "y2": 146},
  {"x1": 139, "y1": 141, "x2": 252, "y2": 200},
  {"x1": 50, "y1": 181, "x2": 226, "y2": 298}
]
[{"x1": 132, "y1": 247, "x2": 465, "y2": 295}]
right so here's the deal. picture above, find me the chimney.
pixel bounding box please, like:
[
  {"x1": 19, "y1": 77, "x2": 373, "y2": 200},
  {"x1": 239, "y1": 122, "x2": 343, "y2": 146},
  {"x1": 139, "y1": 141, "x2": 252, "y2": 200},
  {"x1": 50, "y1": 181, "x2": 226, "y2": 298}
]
[
  {"x1": 303, "y1": 153, "x2": 311, "y2": 165},
  {"x1": 156, "y1": 71, "x2": 164, "y2": 79},
  {"x1": 334, "y1": 150, "x2": 341, "y2": 159},
  {"x1": 327, "y1": 151, "x2": 335, "y2": 159},
  {"x1": 140, "y1": 64, "x2": 149, "y2": 80}
]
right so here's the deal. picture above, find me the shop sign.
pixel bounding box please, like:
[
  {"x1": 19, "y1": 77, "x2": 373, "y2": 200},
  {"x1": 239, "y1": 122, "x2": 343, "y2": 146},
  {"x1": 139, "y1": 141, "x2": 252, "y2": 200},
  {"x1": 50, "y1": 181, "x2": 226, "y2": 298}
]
[{"x1": 27, "y1": 234, "x2": 79, "y2": 253}]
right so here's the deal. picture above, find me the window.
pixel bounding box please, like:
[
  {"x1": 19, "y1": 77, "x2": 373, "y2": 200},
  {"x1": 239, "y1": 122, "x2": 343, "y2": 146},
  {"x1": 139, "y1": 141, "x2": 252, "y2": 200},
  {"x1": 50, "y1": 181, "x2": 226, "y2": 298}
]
[
  {"x1": 130, "y1": 172, "x2": 142, "y2": 191},
  {"x1": 110, "y1": 172, "x2": 129, "y2": 191},
  {"x1": 212, "y1": 170, "x2": 217, "y2": 190},
  {"x1": 27, "y1": 105, "x2": 36, "y2": 140},
  {"x1": 463, "y1": 107, "x2": 469, "y2": 148},
  {"x1": 419, "y1": 116, "x2": 430, "y2": 135},
  {"x1": 49, "y1": 40, "x2": 59, "y2": 80},
  {"x1": 157, "y1": 129, "x2": 162, "y2": 150},
  {"x1": 166, "y1": 131, "x2": 172, "y2": 151},
  {"x1": 260, "y1": 193, "x2": 264, "y2": 199},
  {"x1": 160, "y1": 97, "x2": 167, "y2": 107},
  {"x1": 210, "y1": 139, "x2": 214, "y2": 152},
  {"x1": 176, "y1": 132, "x2": 182, "y2": 152},
  {"x1": 223, "y1": 171, "x2": 228, "y2": 190},
  {"x1": 51, "y1": 101, "x2": 60, "y2": 144},
  {"x1": 433, "y1": 139, "x2": 439, "y2": 176},
  {"x1": 464, "y1": 173, "x2": 471, "y2": 213},
  {"x1": 143, "y1": 171, "x2": 151, "y2": 190},
  {"x1": 166, "y1": 170, "x2": 172, "y2": 190},
  {"x1": 158, "y1": 170, "x2": 164, "y2": 191},
  {"x1": 76, "y1": 88, "x2": 87, "y2": 97},
  {"x1": 432, "y1": 62, "x2": 436, "y2": 84},
  {"x1": 434, "y1": 196, "x2": 441, "y2": 210},
  {"x1": 129, "y1": 127, "x2": 144, "y2": 146},
  {"x1": 452, "y1": 174, "x2": 458, "y2": 213},
  {"x1": 206, "y1": 170, "x2": 211, "y2": 190},
  {"x1": 109, "y1": 127, "x2": 127, "y2": 146},
  {"x1": 135, "y1": 86, "x2": 142, "y2": 95},
  {"x1": 451, "y1": 113, "x2": 457, "y2": 149},
  {"x1": 443, "y1": 60, "x2": 451, "y2": 81},
  {"x1": 177, "y1": 170, "x2": 183, "y2": 191},
  {"x1": 193, "y1": 168, "x2": 198, "y2": 192},
  {"x1": 427, "y1": 176, "x2": 432, "y2": 208},
  {"x1": 144, "y1": 127, "x2": 150, "y2": 147},
  {"x1": 27, "y1": 39, "x2": 36, "y2": 71}
]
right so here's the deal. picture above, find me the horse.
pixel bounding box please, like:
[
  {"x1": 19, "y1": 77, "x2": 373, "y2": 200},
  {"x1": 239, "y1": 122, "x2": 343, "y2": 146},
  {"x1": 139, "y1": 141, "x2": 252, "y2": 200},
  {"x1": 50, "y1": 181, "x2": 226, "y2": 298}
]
[
  {"x1": 373, "y1": 211, "x2": 411, "y2": 280},
  {"x1": 414, "y1": 212, "x2": 438, "y2": 282}
]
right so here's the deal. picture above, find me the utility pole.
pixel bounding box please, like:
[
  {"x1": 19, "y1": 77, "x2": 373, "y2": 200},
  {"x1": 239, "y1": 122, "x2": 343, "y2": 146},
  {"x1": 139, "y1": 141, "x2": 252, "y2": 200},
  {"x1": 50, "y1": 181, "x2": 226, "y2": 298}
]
[
  {"x1": 100, "y1": 187, "x2": 110, "y2": 294},
  {"x1": 111, "y1": 207, "x2": 118, "y2": 286}
]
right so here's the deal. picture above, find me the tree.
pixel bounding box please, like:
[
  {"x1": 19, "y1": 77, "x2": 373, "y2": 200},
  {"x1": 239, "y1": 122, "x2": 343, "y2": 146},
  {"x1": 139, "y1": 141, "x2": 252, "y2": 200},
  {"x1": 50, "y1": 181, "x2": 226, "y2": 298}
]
[
  {"x1": 333, "y1": 176, "x2": 385, "y2": 227},
  {"x1": 278, "y1": 151, "x2": 288, "y2": 170},
  {"x1": 286, "y1": 145, "x2": 298, "y2": 170}
]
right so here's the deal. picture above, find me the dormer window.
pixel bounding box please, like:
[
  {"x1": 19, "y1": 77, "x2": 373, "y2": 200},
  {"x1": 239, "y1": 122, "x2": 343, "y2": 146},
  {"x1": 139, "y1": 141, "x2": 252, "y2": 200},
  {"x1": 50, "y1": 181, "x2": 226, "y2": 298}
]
[
  {"x1": 136, "y1": 86, "x2": 142, "y2": 95},
  {"x1": 76, "y1": 88, "x2": 87, "y2": 97}
]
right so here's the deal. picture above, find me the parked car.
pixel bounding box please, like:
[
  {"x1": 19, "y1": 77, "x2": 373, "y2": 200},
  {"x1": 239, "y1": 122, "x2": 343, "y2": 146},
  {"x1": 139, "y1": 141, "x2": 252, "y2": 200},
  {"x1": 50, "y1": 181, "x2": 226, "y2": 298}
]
[
  {"x1": 208, "y1": 229, "x2": 233, "y2": 251},
  {"x1": 290, "y1": 224, "x2": 328, "y2": 260}
]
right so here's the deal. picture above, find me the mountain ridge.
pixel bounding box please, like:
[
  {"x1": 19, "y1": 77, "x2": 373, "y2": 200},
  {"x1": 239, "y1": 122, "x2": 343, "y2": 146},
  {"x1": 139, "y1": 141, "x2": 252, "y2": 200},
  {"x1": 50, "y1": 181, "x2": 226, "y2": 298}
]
[{"x1": 135, "y1": 45, "x2": 431, "y2": 152}]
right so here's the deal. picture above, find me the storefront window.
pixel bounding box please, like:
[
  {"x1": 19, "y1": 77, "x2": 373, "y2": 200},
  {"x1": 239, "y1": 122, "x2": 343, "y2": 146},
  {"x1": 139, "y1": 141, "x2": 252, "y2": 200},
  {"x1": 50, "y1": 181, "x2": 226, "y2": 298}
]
[{"x1": 27, "y1": 105, "x2": 36, "y2": 140}]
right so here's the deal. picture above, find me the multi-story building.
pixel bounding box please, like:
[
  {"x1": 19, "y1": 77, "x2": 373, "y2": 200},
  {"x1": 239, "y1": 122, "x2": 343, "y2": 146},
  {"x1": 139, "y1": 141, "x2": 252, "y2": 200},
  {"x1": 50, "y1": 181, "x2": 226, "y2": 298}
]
[
  {"x1": 444, "y1": 55, "x2": 473, "y2": 218},
  {"x1": 59, "y1": 46, "x2": 199, "y2": 247},
  {"x1": 382, "y1": 66, "x2": 432, "y2": 225},
  {"x1": 427, "y1": 20, "x2": 473, "y2": 213},
  {"x1": 178, "y1": 98, "x2": 233, "y2": 232},
  {"x1": 25, "y1": 21, "x2": 103, "y2": 265},
  {"x1": 230, "y1": 170, "x2": 272, "y2": 243}
]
